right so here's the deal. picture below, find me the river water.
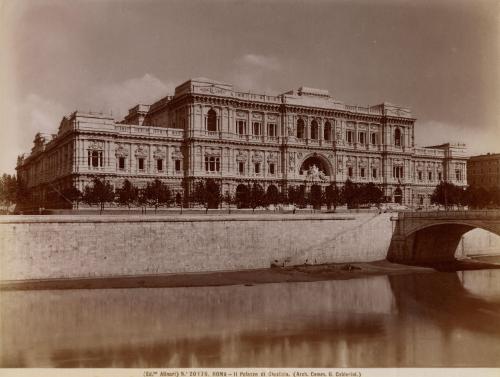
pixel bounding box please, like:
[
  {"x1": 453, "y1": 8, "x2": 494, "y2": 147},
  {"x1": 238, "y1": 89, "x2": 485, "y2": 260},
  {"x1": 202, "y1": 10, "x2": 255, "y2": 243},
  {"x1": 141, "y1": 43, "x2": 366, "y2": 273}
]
[{"x1": 1, "y1": 269, "x2": 500, "y2": 368}]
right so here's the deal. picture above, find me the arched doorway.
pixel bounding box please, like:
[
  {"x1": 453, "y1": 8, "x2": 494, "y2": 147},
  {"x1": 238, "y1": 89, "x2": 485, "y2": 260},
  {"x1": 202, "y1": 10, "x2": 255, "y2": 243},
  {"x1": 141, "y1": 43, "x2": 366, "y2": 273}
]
[
  {"x1": 310, "y1": 120, "x2": 319, "y2": 140},
  {"x1": 394, "y1": 187, "x2": 403, "y2": 204},
  {"x1": 300, "y1": 155, "x2": 331, "y2": 177},
  {"x1": 207, "y1": 109, "x2": 217, "y2": 132},
  {"x1": 297, "y1": 119, "x2": 305, "y2": 139},
  {"x1": 235, "y1": 184, "x2": 249, "y2": 208},
  {"x1": 266, "y1": 184, "x2": 279, "y2": 205}
]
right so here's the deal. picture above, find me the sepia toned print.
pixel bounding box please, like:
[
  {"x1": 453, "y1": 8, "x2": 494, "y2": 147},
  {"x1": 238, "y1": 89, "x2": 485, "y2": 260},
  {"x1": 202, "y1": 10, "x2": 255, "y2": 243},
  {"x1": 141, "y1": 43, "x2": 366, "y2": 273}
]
[{"x1": 0, "y1": 0, "x2": 499, "y2": 374}]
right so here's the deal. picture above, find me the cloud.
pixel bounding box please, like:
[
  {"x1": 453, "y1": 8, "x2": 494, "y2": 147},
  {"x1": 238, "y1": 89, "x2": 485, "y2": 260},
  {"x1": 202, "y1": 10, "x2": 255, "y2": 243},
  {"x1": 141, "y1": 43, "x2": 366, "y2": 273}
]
[
  {"x1": 230, "y1": 54, "x2": 281, "y2": 92},
  {"x1": 0, "y1": 74, "x2": 177, "y2": 174},
  {"x1": 94, "y1": 73, "x2": 176, "y2": 118},
  {"x1": 416, "y1": 120, "x2": 500, "y2": 155}
]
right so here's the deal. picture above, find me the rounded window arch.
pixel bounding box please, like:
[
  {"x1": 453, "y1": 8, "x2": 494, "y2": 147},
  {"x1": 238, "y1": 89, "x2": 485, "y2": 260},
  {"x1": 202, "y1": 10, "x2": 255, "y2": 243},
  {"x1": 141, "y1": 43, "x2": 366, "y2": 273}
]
[
  {"x1": 324, "y1": 121, "x2": 332, "y2": 141},
  {"x1": 394, "y1": 128, "x2": 402, "y2": 147},
  {"x1": 310, "y1": 120, "x2": 319, "y2": 140},
  {"x1": 207, "y1": 109, "x2": 217, "y2": 132},
  {"x1": 297, "y1": 119, "x2": 305, "y2": 139}
]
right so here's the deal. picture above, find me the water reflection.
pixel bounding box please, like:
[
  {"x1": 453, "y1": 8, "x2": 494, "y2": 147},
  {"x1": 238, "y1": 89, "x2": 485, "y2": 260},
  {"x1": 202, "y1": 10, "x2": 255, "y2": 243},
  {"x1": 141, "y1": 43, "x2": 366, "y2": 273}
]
[{"x1": 1, "y1": 270, "x2": 500, "y2": 367}]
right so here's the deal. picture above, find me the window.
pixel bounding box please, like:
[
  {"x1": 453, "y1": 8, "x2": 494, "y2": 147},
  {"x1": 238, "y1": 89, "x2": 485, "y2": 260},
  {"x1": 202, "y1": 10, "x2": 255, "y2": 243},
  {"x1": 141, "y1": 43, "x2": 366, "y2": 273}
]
[
  {"x1": 348, "y1": 167, "x2": 353, "y2": 178},
  {"x1": 419, "y1": 196, "x2": 424, "y2": 205},
  {"x1": 428, "y1": 171, "x2": 432, "y2": 181},
  {"x1": 268, "y1": 123, "x2": 277, "y2": 137},
  {"x1": 418, "y1": 171, "x2": 423, "y2": 181},
  {"x1": 310, "y1": 120, "x2": 319, "y2": 140},
  {"x1": 359, "y1": 132, "x2": 365, "y2": 144},
  {"x1": 138, "y1": 158, "x2": 145, "y2": 170},
  {"x1": 456, "y1": 169, "x2": 462, "y2": 181},
  {"x1": 237, "y1": 120, "x2": 246, "y2": 135},
  {"x1": 157, "y1": 159, "x2": 163, "y2": 171},
  {"x1": 118, "y1": 157, "x2": 125, "y2": 170},
  {"x1": 297, "y1": 119, "x2": 305, "y2": 139},
  {"x1": 371, "y1": 133, "x2": 377, "y2": 145},
  {"x1": 204, "y1": 156, "x2": 220, "y2": 172},
  {"x1": 393, "y1": 166, "x2": 404, "y2": 179},
  {"x1": 347, "y1": 130, "x2": 353, "y2": 143},
  {"x1": 372, "y1": 168, "x2": 377, "y2": 179},
  {"x1": 253, "y1": 122, "x2": 261, "y2": 136},
  {"x1": 438, "y1": 172, "x2": 442, "y2": 181},
  {"x1": 255, "y1": 163, "x2": 261, "y2": 174},
  {"x1": 324, "y1": 122, "x2": 331, "y2": 141},
  {"x1": 360, "y1": 168, "x2": 365, "y2": 178},
  {"x1": 207, "y1": 109, "x2": 217, "y2": 132},
  {"x1": 269, "y1": 163, "x2": 275, "y2": 175},
  {"x1": 394, "y1": 128, "x2": 402, "y2": 147},
  {"x1": 88, "y1": 150, "x2": 103, "y2": 168},
  {"x1": 175, "y1": 160, "x2": 181, "y2": 172},
  {"x1": 238, "y1": 162, "x2": 245, "y2": 174}
]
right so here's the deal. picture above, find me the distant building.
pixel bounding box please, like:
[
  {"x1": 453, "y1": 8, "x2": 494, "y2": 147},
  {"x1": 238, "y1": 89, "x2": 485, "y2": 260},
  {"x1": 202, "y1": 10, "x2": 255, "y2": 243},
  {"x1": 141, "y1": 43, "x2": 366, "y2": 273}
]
[
  {"x1": 467, "y1": 153, "x2": 500, "y2": 189},
  {"x1": 16, "y1": 77, "x2": 468, "y2": 208}
]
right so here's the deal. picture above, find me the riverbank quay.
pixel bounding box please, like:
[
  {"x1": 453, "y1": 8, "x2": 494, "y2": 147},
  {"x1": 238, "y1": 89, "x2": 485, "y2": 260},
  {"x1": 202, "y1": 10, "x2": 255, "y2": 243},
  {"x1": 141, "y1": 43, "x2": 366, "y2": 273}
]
[{"x1": 0, "y1": 212, "x2": 394, "y2": 282}]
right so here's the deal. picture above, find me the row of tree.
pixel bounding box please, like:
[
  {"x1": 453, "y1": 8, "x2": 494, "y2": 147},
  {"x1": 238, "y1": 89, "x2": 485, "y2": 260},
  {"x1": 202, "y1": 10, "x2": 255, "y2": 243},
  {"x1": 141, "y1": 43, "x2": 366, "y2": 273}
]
[{"x1": 431, "y1": 181, "x2": 500, "y2": 208}]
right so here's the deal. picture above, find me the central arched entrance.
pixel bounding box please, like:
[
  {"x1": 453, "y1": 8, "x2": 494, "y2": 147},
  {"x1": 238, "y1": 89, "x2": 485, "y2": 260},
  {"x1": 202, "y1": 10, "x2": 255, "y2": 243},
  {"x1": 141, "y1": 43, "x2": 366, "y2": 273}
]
[{"x1": 299, "y1": 154, "x2": 331, "y2": 177}]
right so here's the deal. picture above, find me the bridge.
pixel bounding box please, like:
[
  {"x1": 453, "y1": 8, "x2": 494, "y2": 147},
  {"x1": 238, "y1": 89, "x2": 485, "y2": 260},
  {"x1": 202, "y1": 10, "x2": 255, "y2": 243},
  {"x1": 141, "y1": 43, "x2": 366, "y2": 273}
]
[{"x1": 387, "y1": 210, "x2": 500, "y2": 264}]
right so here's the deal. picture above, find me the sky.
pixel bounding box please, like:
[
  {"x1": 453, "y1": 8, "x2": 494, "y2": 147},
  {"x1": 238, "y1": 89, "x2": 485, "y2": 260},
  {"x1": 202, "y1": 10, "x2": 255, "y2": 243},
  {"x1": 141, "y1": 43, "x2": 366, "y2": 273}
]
[{"x1": 1, "y1": 0, "x2": 499, "y2": 174}]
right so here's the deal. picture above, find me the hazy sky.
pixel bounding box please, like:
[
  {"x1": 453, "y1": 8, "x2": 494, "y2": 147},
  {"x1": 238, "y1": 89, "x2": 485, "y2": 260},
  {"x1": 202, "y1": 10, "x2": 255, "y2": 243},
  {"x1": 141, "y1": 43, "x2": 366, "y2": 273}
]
[{"x1": 1, "y1": 0, "x2": 499, "y2": 173}]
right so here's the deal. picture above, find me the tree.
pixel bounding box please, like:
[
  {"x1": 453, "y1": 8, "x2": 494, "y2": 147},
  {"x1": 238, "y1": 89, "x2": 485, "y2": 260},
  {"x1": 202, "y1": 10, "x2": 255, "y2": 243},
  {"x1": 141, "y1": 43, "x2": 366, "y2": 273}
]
[
  {"x1": 16, "y1": 177, "x2": 31, "y2": 210},
  {"x1": 309, "y1": 184, "x2": 323, "y2": 210},
  {"x1": 0, "y1": 174, "x2": 18, "y2": 210},
  {"x1": 431, "y1": 181, "x2": 465, "y2": 209},
  {"x1": 464, "y1": 185, "x2": 491, "y2": 209},
  {"x1": 365, "y1": 182, "x2": 383, "y2": 206},
  {"x1": 84, "y1": 177, "x2": 115, "y2": 213},
  {"x1": 223, "y1": 190, "x2": 234, "y2": 213},
  {"x1": 265, "y1": 185, "x2": 280, "y2": 206},
  {"x1": 325, "y1": 183, "x2": 341, "y2": 211},
  {"x1": 235, "y1": 185, "x2": 250, "y2": 208},
  {"x1": 205, "y1": 179, "x2": 221, "y2": 211},
  {"x1": 343, "y1": 179, "x2": 359, "y2": 209},
  {"x1": 117, "y1": 180, "x2": 137, "y2": 209},
  {"x1": 145, "y1": 179, "x2": 171, "y2": 213},
  {"x1": 249, "y1": 183, "x2": 265, "y2": 212},
  {"x1": 62, "y1": 186, "x2": 83, "y2": 209}
]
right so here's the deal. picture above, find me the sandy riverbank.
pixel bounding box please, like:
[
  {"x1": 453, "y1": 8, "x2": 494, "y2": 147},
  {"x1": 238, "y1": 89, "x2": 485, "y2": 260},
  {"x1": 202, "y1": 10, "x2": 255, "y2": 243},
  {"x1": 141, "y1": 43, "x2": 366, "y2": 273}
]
[{"x1": 1, "y1": 258, "x2": 499, "y2": 291}]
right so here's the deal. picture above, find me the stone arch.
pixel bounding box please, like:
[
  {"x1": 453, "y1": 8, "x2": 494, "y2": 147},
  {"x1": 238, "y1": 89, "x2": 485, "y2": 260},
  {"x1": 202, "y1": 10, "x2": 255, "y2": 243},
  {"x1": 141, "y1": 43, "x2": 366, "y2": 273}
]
[
  {"x1": 299, "y1": 153, "x2": 333, "y2": 177},
  {"x1": 296, "y1": 118, "x2": 305, "y2": 139},
  {"x1": 207, "y1": 109, "x2": 217, "y2": 132}
]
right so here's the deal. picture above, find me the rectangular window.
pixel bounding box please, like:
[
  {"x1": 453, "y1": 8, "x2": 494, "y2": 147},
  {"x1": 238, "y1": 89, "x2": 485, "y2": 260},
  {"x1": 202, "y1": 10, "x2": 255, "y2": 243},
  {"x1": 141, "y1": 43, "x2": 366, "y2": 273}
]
[
  {"x1": 393, "y1": 166, "x2": 404, "y2": 179},
  {"x1": 418, "y1": 171, "x2": 422, "y2": 181},
  {"x1": 255, "y1": 163, "x2": 260, "y2": 174},
  {"x1": 371, "y1": 133, "x2": 376, "y2": 145},
  {"x1": 253, "y1": 122, "x2": 261, "y2": 136},
  {"x1": 347, "y1": 131, "x2": 353, "y2": 143},
  {"x1": 205, "y1": 156, "x2": 220, "y2": 172},
  {"x1": 119, "y1": 157, "x2": 125, "y2": 170},
  {"x1": 269, "y1": 163, "x2": 275, "y2": 175},
  {"x1": 175, "y1": 160, "x2": 181, "y2": 172},
  {"x1": 360, "y1": 167, "x2": 365, "y2": 178},
  {"x1": 428, "y1": 171, "x2": 432, "y2": 181},
  {"x1": 348, "y1": 167, "x2": 353, "y2": 178},
  {"x1": 372, "y1": 168, "x2": 377, "y2": 179},
  {"x1": 268, "y1": 123, "x2": 276, "y2": 137},
  {"x1": 138, "y1": 158, "x2": 144, "y2": 170},
  {"x1": 456, "y1": 169, "x2": 461, "y2": 181},
  {"x1": 157, "y1": 159, "x2": 163, "y2": 171},
  {"x1": 88, "y1": 150, "x2": 102, "y2": 168},
  {"x1": 237, "y1": 120, "x2": 246, "y2": 135},
  {"x1": 359, "y1": 132, "x2": 365, "y2": 144},
  {"x1": 438, "y1": 172, "x2": 442, "y2": 181},
  {"x1": 239, "y1": 162, "x2": 244, "y2": 174}
]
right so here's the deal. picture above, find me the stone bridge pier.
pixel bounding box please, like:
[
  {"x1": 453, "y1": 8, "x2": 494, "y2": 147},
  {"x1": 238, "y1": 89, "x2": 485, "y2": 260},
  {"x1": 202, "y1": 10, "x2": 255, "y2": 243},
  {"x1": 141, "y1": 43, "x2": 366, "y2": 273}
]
[{"x1": 387, "y1": 210, "x2": 500, "y2": 264}]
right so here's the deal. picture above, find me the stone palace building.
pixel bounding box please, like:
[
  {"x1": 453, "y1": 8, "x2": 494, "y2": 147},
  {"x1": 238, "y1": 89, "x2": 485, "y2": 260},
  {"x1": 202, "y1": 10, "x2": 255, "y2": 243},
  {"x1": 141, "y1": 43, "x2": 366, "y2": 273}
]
[{"x1": 17, "y1": 77, "x2": 468, "y2": 207}]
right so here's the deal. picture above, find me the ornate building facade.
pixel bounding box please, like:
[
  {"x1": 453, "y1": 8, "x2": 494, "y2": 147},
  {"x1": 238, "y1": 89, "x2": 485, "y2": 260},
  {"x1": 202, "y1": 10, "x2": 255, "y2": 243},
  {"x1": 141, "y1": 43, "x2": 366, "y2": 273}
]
[{"x1": 17, "y1": 77, "x2": 468, "y2": 207}]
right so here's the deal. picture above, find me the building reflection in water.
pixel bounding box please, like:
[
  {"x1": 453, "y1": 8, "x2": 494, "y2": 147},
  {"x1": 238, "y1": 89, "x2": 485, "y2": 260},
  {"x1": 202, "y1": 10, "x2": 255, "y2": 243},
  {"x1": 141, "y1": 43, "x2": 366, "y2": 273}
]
[{"x1": 1, "y1": 271, "x2": 500, "y2": 367}]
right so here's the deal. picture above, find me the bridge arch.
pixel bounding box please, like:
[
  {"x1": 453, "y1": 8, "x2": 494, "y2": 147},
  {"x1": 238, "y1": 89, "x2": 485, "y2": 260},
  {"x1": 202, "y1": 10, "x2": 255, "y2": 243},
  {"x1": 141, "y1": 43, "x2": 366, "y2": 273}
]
[{"x1": 387, "y1": 211, "x2": 500, "y2": 264}]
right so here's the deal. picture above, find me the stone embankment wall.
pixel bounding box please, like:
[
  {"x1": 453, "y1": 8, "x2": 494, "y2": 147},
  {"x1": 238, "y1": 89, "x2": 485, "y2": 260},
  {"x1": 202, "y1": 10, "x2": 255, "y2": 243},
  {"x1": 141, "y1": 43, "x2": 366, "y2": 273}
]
[{"x1": 0, "y1": 213, "x2": 393, "y2": 281}]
